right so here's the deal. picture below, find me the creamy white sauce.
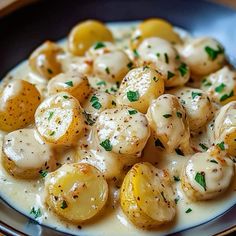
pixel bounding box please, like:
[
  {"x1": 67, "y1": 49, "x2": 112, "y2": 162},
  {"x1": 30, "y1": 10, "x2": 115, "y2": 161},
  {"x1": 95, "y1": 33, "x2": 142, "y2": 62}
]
[{"x1": 0, "y1": 22, "x2": 236, "y2": 236}]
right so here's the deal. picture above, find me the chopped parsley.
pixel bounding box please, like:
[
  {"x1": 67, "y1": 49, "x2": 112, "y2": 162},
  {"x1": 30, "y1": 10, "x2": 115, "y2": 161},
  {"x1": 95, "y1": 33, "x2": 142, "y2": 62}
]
[
  {"x1": 175, "y1": 148, "x2": 184, "y2": 156},
  {"x1": 174, "y1": 197, "x2": 179, "y2": 204},
  {"x1": 90, "y1": 95, "x2": 102, "y2": 110},
  {"x1": 210, "y1": 159, "x2": 218, "y2": 164},
  {"x1": 127, "y1": 90, "x2": 139, "y2": 102},
  {"x1": 163, "y1": 114, "x2": 172, "y2": 118},
  {"x1": 133, "y1": 49, "x2": 139, "y2": 58},
  {"x1": 202, "y1": 78, "x2": 212, "y2": 87},
  {"x1": 164, "y1": 53, "x2": 169, "y2": 64},
  {"x1": 100, "y1": 139, "x2": 112, "y2": 151},
  {"x1": 176, "y1": 112, "x2": 182, "y2": 118},
  {"x1": 96, "y1": 81, "x2": 106, "y2": 86},
  {"x1": 220, "y1": 90, "x2": 234, "y2": 102},
  {"x1": 178, "y1": 63, "x2": 188, "y2": 76},
  {"x1": 128, "y1": 110, "x2": 138, "y2": 115},
  {"x1": 61, "y1": 200, "x2": 68, "y2": 209},
  {"x1": 156, "y1": 52, "x2": 160, "y2": 57},
  {"x1": 173, "y1": 176, "x2": 180, "y2": 182},
  {"x1": 30, "y1": 207, "x2": 42, "y2": 219},
  {"x1": 192, "y1": 91, "x2": 202, "y2": 99},
  {"x1": 63, "y1": 95, "x2": 69, "y2": 99},
  {"x1": 205, "y1": 45, "x2": 224, "y2": 60},
  {"x1": 155, "y1": 138, "x2": 165, "y2": 148},
  {"x1": 175, "y1": 55, "x2": 180, "y2": 60},
  {"x1": 215, "y1": 83, "x2": 226, "y2": 93},
  {"x1": 48, "y1": 111, "x2": 54, "y2": 121},
  {"x1": 82, "y1": 111, "x2": 95, "y2": 126},
  {"x1": 127, "y1": 62, "x2": 133, "y2": 69},
  {"x1": 105, "y1": 67, "x2": 110, "y2": 74},
  {"x1": 195, "y1": 172, "x2": 206, "y2": 191},
  {"x1": 49, "y1": 131, "x2": 55, "y2": 136},
  {"x1": 217, "y1": 141, "x2": 225, "y2": 150},
  {"x1": 65, "y1": 81, "x2": 73, "y2": 87},
  {"x1": 39, "y1": 170, "x2": 48, "y2": 178},
  {"x1": 185, "y1": 208, "x2": 192, "y2": 213},
  {"x1": 112, "y1": 100, "x2": 116, "y2": 106},
  {"x1": 167, "y1": 71, "x2": 175, "y2": 80},
  {"x1": 199, "y1": 143, "x2": 208, "y2": 151},
  {"x1": 94, "y1": 42, "x2": 105, "y2": 50}
]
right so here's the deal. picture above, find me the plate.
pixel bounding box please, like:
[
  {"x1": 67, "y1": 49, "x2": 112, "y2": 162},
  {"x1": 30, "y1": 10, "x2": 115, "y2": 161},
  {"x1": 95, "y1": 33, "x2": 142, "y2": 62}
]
[{"x1": 0, "y1": 0, "x2": 236, "y2": 235}]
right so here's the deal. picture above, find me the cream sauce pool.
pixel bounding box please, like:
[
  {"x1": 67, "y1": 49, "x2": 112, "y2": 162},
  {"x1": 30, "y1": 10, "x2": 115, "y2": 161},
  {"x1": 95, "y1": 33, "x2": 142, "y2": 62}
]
[{"x1": 0, "y1": 22, "x2": 235, "y2": 236}]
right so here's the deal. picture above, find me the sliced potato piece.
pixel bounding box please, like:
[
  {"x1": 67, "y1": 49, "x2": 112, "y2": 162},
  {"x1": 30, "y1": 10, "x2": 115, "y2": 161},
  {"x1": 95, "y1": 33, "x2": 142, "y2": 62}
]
[
  {"x1": 137, "y1": 37, "x2": 190, "y2": 87},
  {"x1": 2, "y1": 128, "x2": 55, "y2": 179},
  {"x1": 45, "y1": 163, "x2": 108, "y2": 223},
  {"x1": 170, "y1": 87, "x2": 214, "y2": 131},
  {"x1": 35, "y1": 92, "x2": 85, "y2": 145},
  {"x1": 120, "y1": 162, "x2": 176, "y2": 228},
  {"x1": 117, "y1": 67, "x2": 164, "y2": 113},
  {"x1": 147, "y1": 94, "x2": 190, "y2": 153},
  {"x1": 93, "y1": 50, "x2": 131, "y2": 83},
  {"x1": 0, "y1": 79, "x2": 41, "y2": 132},
  {"x1": 47, "y1": 71, "x2": 91, "y2": 104},
  {"x1": 29, "y1": 41, "x2": 64, "y2": 79},
  {"x1": 94, "y1": 106, "x2": 150, "y2": 155},
  {"x1": 200, "y1": 66, "x2": 236, "y2": 105},
  {"x1": 178, "y1": 37, "x2": 225, "y2": 78},
  {"x1": 130, "y1": 18, "x2": 182, "y2": 49},
  {"x1": 181, "y1": 146, "x2": 234, "y2": 201},
  {"x1": 68, "y1": 20, "x2": 114, "y2": 56},
  {"x1": 214, "y1": 101, "x2": 236, "y2": 156}
]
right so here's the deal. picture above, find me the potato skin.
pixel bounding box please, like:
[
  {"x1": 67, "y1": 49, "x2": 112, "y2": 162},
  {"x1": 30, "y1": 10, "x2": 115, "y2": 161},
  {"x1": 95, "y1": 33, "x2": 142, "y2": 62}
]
[
  {"x1": 29, "y1": 41, "x2": 63, "y2": 79},
  {"x1": 68, "y1": 20, "x2": 114, "y2": 56},
  {"x1": 45, "y1": 163, "x2": 108, "y2": 223},
  {"x1": 0, "y1": 79, "x2": 41, "y2": 132}
]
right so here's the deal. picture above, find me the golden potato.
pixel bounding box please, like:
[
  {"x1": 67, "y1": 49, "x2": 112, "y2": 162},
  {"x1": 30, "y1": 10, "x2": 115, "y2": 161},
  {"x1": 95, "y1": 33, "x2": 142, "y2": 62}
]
[
  {"x1": 45, "y1": 163, "x2": 108, "y2": 223},
  {"x1": 68, "y1": 20, "x2": 114, "y2": 56},
  {"x1": 147, "y1": 94, "x2": 190, "y2": 153},
  {"x1": 0, "y1": 79, "x2": 41, "y2": 132},
  {"x1": 214, "y1": 101, "x2": 236, "y2": 156},
  {"x1": 47, "y1": 71, "x2": 91, "y2": 104},
  {"x1": 117, "y1": 67, "x2": 165, "y2": 113},
  {"x1": 131, "y1": 18, "x2": 182, "y2": 49},
  {"x1": 2, "y1": 128, "x2": 55, "y2": 179},
  {"x1": 35, "y1": 92, "x2": 85, "y2": 145},
  {"x1": 120, "y1": 162, "x2": 176, "y2": 228},
  {"x1": 29, "y1": 41, "x2": 64, "y2": 79}
]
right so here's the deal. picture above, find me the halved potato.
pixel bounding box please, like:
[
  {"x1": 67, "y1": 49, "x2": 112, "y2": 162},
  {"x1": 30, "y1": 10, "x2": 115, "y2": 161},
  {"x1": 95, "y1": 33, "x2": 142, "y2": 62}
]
[{"x1": 45, "y1": 163, "x2": 108, "y2": 223}]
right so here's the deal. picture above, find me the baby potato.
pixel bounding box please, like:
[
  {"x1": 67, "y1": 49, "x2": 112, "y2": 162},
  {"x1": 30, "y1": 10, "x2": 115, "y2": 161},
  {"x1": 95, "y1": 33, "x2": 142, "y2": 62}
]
[
  {"x1": 2, "y1": 128, "x2": 55, "y2": 179},
  {"x1": 86, "y1": 41, "x2": 118, "y2": 59},
  {"x1": 35, "y1": 92, "x2": 85, "y2": 146},
  {"x1": 29, "y1": 41, "x2": 64, "y2": 79},
  {"x1": 0, "y1": 79, "x2": 41, "y2": 132},
  {"x1": 45, "y1": 163, "x2": 108, "y2": 223},
  {"x1": 120, "y1": 162, "x2": 176, "y2": 228},
  {"x1": 147, "y1": 94, "x2": 190, "y2": 153},
  {"x1": 130, "y1": 18, "x2": 182, "y2": 49},
  {"x1": 137, "y1": 37, "x2": 190, "y2": 87},
  {"x1": 170, "y1": 87, "x2": 214, "y2": 131},
  {"x1": 83, "y1": 91, "x2": 116, "y2": 119},
  {"x1": 94, "y1": 106, "x2": 150, "y2": 156},
  {"x1": 181, "y1": 146, "x2": 234, "y2": 201},
  {"x1": 68, "y1": 20, "x2": 114, "y2": 56},
  {"x1": 179, "y1": 37, "x2": 225, "y2": 78},
  {"x1": 214, "y1": 101, "x2": 236, "y2": 156},
  {"x1": 116, "y1": 67, "x2": 165, "y2": 113},
  {"x1": 93, "y1": 50, "x2": 131, "y2": 83},
  {"x1": 200, "y1": 66, "x2": 236, "y2": 105},
  {"x1": 47, "y1": 71, "x2": 91, "y2": 104}
]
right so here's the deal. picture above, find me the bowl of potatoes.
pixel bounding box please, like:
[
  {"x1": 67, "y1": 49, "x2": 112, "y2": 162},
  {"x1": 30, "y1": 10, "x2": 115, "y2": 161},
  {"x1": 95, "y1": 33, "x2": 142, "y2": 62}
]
[{"x1": 0, "y1": 0, "x2": 236, "y2": 236}]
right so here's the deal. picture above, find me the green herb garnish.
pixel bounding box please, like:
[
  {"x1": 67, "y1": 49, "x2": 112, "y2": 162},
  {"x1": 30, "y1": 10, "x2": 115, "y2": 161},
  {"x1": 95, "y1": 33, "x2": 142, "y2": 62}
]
[
  {"x1": 61, "y1": 200, "x2": 68, "y2": 209},
  {"x1": 217, "y1": 141, "x2": 225, "y2": 150},
  {"x1": 167, "y1": 71, "x2": 175, "y2": 80},
  {"x1": 128, "y1": 110, "x2": 138, "y2": 115},
  {"x1": 155, "y1": 138, "x2": 165, "y2": 148},
  {"x1": 199, "y1": 143, "x2": 208, "y2": 151},
  {"x1": 185, "y1": 208, "x2": 192, "y2": 213},
  {"x1": 192, "y1": 91, "x2": 202, "y2": 99},
  {"x1": 39, "y1": 170, "x2": 48, "y2": 178},
  {"x1": 195, "y1": 172, "x2": 206, "y2": 190},
  {"x1": 105, "y1": 67, "x2": 110, "y2": 74},
  {"x1": 82, "y1": 111, "x2": 95, "y2": 126},
  {"x1": 30, "y1": 207, "x2": 42, "y2": 219},
  {"x1": 94, "y1": 42, "x2": 105, "y2": 50},
  {"x1": 174, "y1": 176, "x2": 180, "y2": 182},
  {"x1": 163, "y1": 114, "x2": 172, "y2": 118},
  {"x1": 48, "y1": 111, "x2": 54, "y2": 121},
  {"x1": 65, "y1": 81, "x2": 73, "y2": 87},
  {"x1": 96, "y1": 81, "x2": 106, "y2": 86},
  {"x1": 127, "y1": 90, "x2": 139, "y2": 102},
  {"x1": 215, "y1": 83, "x2": 226, "y2": 93},
  {"x1": 175, "y1": 148, "x2": 184, "y2": 156},
  {"x1": 178, "y1": 63, "x2": 188, "y2": 76},
  {"x1": 127, "y1": 62, "x2": 133, "y2": 69},
  {"x1": 220, "y1": 90, "x2": 234, "y2": 102},
  {"x1": 176, "y1": 112, "x2": 182, "y2": 118},
  {"x1": 205, "y1": 45, "x2": 224, "y2": 60},
  {"x1": 133, "y1": 49, "x2": 139, "y2": 58},
  {"x1": 164, "y1": 53, "x2": 169, "y2": 64},
  {"x1": 210, "y1": 159, "x2": 218, "y2": 164},
  {"x1": 100, "y1": 139, "x2": 112, "y2": 151}
]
